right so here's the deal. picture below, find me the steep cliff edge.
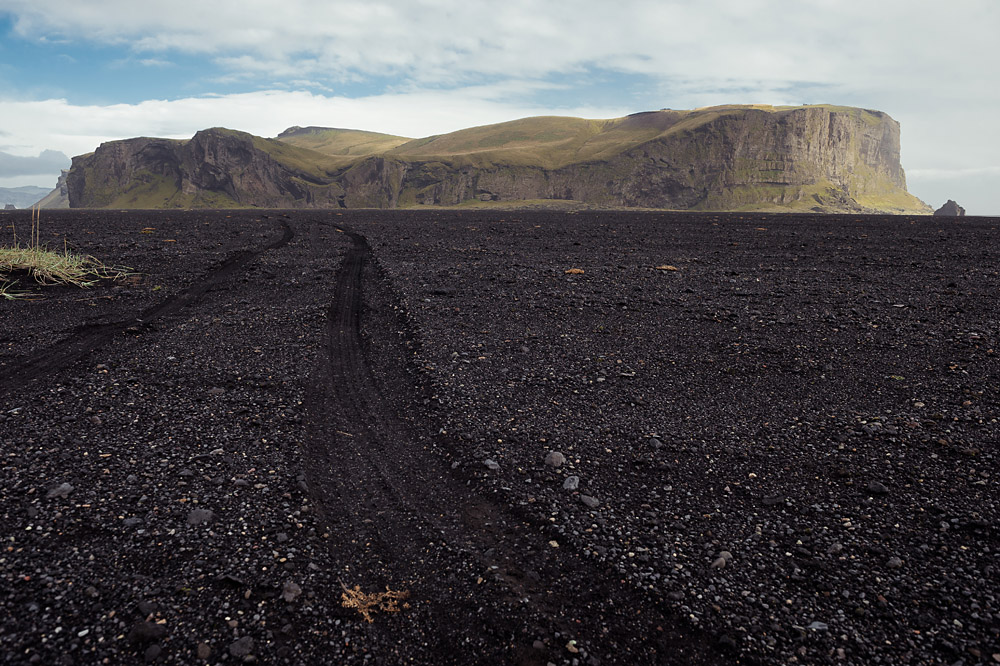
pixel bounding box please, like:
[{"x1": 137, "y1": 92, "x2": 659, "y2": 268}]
[
  {"x1": 67, "y1": 106, "x2": 929, "y2": 213},
  {"x1": 379, "y1": 105, "x2": 926, "y2": 213},
  {"x1": 68, "y1": 129, "x2": 346, "y2": 209}
]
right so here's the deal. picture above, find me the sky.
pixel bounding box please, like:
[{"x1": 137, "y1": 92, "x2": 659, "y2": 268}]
[{"x1": 0, "y1": 0, "x2": 997, "y2": 214}]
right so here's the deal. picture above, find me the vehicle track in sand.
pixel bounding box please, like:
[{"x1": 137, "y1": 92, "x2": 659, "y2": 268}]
[
  {"x1": 302, "y1": 223, "x2": 732, "y2": 665},
  {"x1": 0, "y1": 222, "x2": 293, "y2": 398}
]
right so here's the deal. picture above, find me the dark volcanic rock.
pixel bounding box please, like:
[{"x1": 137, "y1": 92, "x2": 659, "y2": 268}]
[
  {"x1": 1, "y1": 208, "x2": 997, "y2": 666},
  {"x1": 934, "y1": 199, "x2": 966, "y2": 216}
]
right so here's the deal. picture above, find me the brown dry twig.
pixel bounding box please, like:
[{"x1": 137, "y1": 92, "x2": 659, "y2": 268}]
[{"x1": 339, "y1": 581, "x2": 410, "y2": 623}]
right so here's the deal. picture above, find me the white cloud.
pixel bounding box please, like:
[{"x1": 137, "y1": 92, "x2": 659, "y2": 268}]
[
  {"x1": 6, "y1": 0, "x2": 997, "y2": 94},
  {"x1": 0, "y1": 87, "x2": 633, "y2": 185},
  {"x1": 2, "y1": 0, "x2": 998, "y2": 212}
]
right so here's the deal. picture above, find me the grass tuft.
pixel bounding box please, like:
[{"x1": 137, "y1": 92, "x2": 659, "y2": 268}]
[{"x1": 0, "y1": 207, "x2": 131, "y2": 298}]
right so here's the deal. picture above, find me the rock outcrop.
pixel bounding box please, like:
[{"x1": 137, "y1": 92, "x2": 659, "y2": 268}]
[
  {"x1": 68, "y1": 129, "x2": 346, "y2": 209},
  {"x1": 933, "y1": 200, "x2": 966, "y2": 216},
  {"x1": 67, "y1": 106, "x2": 930, "y2": 213}
]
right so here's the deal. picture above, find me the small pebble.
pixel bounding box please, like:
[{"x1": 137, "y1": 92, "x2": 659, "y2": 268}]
[{"x1": 544, "y1": 451, "x2": 566, "y2": 467}]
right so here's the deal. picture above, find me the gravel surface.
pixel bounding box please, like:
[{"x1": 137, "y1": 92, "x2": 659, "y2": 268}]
[{"x1": 1, "y1": 208, "x2": 998, "y2": 665}]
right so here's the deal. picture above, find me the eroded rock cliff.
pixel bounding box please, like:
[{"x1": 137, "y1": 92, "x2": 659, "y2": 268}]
[
  {"x1": 67, "y1": 106, "x2": 929, "y2": 213},
  {"x1": 68, "y1": 129, "x2": 345, "y2": 209}
]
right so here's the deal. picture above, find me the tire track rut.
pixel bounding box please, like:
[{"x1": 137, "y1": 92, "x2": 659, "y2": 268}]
[
  {"x1": 304, "y1": 225, "x2": 730, "y2": 665},
  {"x1": 0, "y1": 222, "x2": 293, "y2": 398}
]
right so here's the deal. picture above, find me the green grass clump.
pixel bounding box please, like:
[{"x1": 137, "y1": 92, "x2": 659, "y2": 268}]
[{"x1": 0, "y1": 208, "x2": 130, "y2": 299}]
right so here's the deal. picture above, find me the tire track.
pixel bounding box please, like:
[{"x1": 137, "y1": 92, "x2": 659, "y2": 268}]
[
  {"x1": 0, "y1": 221, "x2": 293, "y2": 398},
  {"x1": 304, "y1": 224, "x2": 731, "y2": 665}
]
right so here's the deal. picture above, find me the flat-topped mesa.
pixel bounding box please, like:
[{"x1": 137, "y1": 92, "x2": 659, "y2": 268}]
[{"x1": 66, "y1": 105, "x2": 930, "y2": 213}]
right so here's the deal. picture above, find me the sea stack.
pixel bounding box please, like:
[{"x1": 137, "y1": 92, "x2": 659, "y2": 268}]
[{"x1": 934, "y1": 200, "x2": 966, "y2": 216}]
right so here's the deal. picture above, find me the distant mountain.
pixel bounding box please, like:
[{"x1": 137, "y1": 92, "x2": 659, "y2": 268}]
[
  {"x1": 66, "y1": 105, "x2": 931, "y2": 213},
  {"x1": 0, "y1": 185, "x2": 52, "y2": 209}
]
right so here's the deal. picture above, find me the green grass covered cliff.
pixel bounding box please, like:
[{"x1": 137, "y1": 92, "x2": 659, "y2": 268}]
[{"x1": 67, "y1": 105, "x2": 930, "y2": 213}]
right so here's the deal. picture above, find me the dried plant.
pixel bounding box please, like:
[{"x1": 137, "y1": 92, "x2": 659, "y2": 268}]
[{"x1": 340, "y1": 581, "x2": 410, "y2": 623}]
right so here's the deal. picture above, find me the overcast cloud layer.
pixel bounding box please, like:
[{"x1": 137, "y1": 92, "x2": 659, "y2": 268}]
[{"x1": 1, "y1": 0, "x2": 997, "y2": 212}]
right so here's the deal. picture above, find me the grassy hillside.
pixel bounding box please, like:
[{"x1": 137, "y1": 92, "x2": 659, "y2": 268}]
[
  {"x1": 383, "y1": 112, "x2": 728, "y2": 169},
  {"x1": 276, "y1": 127, "x2": 411, "y2": 166},
  {"x1": 271, "y1": 105, "x2": 897, "y2": 172}
]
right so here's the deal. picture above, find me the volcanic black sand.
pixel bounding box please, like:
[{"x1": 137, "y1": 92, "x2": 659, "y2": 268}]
[{"x1": 0, "y1": 209, "x2": 997, "y2": 665}]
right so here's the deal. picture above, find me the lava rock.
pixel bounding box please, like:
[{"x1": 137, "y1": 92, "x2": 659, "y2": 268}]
[{"x1": 934, "y1": 200, "x2": 966, "y2": 216}]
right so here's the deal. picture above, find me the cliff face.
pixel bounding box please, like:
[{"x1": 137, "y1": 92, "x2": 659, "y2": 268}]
[
  {"x1": 384, "y1": 107, "x2": 923, "y2": 213},
  {"x1": 67, "y1": 106, "x2": 929, "y2": 213},
  {"x1": 68, "y1": 129, "x2": 345, "y2": 209}
]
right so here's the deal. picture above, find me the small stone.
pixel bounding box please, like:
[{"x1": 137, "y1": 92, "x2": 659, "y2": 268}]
[
  {"x1": 187, "y1": 508, "x2": 215, "y2": 526},
  {"x1": 144, "y1": 644, "x2": 162, "y2": 662},
  {"x1": 229, "y1": 636, "x2": 254, "y2": 658},
  {"x1": 827, "y1": 542, "x2": 844, "y2": 555},
  {"x1": 807, "y1": 621, "x2": 829, "y2": 631},
  {"x1": 281, "y1": 581, "x2": 302, "y2": 602},
  {"x1": 579, "y1": 495, "x2": 600, "y2": 509},
  {"x1": 887, "y1": 556, "x2": 904, "y2": 569},
  {"x1": 88, "y1": 415, "x2": 103, "y2": 426},
  {"x1": 718, "y1": 634, "x2": 738, "y2": 651},
  {"x1": 208, "y1": 387, "x2": 225, "y2": 396},
  {"x1": 46, "y1": 482, "x2": 74, "y2": 499},
  {"x1": 532, "y1": 640, "x2": 545, "y2": 650},
  {"x1": 549, "y1": 540, "x2": 559, "y2": 548},
  {"x1": 711, "y1": 557, "x2": 727, "y2": 569},
  {"x1": 276, "y1": 532, "x2": 289, "y2": 543},
  {"x1": 196, "y1": 642, "x2": 211, "y2": 660},
  {"x1": 217, "y1": 574, "x2": 246, "y2": 587},
  {"x1": 128, "y1": 621, "x2": 167, "y2": 645},
  {"x1": 484, "y1": 459, "x2": 500, "y2": 471},
  {"x1": 544, "y1": 451, "x2": 567, "y2": 467},
  {"x1": 137, "y1": 600, "x2": 158, "y2": 616},
  {"x1": 563, "y1": 475, "x2": 580, "y2": 491},
  {"x1": 867, "y1": 481, "x2": 889, "y2": 495}
]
